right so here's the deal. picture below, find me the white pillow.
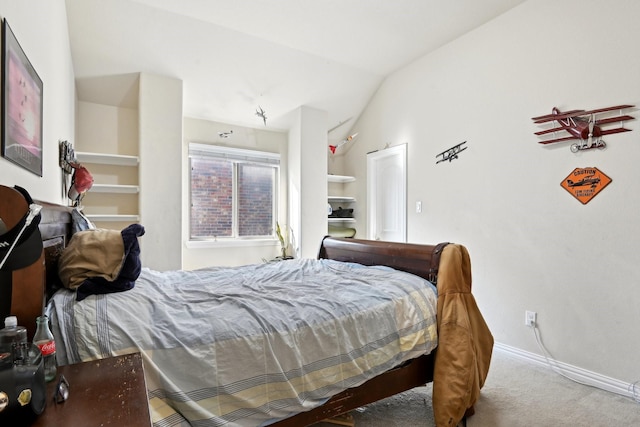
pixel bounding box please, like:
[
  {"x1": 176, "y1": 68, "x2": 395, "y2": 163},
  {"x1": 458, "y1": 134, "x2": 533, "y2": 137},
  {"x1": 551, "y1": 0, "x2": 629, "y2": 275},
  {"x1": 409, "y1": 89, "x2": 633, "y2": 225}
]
[{"x1": 71, "y1": 208, "x2": 96, "y2": 234}]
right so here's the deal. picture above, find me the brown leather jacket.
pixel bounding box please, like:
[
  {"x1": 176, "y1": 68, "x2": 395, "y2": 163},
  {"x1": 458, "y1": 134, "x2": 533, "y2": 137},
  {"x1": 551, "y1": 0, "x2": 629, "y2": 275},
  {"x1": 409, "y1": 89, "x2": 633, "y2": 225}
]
[{"x1": 433, "y1": 244, "x2": 494, "y2": 426}]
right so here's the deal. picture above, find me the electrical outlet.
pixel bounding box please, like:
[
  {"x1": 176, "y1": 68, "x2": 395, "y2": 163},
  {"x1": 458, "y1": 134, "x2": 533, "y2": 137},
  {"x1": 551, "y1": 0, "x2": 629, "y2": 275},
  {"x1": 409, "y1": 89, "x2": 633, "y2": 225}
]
[
  {"x1": 416, "y1": 201, "x2": 422, "y2": 213},
  {"x1": 525, "y1": 310, "x2": 537, "y2": 327}
]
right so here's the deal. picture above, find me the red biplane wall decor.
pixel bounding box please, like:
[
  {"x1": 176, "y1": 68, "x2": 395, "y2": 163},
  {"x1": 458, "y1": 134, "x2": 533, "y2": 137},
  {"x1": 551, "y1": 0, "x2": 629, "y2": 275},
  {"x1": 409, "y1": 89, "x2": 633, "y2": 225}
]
[{"x1": 532, "y1": 105, "x2": 634, "y2": 152}]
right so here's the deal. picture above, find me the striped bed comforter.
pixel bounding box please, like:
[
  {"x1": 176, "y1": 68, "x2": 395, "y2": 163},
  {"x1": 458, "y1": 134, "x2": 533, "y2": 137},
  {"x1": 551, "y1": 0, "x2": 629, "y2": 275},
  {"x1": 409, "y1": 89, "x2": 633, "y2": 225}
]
[{"x1": 48, "y1": 258, "x2": 438, "y2": 426}]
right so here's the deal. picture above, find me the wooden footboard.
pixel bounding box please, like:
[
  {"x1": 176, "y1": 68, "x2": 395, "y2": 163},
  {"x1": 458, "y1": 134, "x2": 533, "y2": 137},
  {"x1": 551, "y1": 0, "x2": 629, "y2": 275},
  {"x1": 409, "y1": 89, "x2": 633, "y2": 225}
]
[{"x1": 272, "y1": 353, "x2": 435, "y2": 427}]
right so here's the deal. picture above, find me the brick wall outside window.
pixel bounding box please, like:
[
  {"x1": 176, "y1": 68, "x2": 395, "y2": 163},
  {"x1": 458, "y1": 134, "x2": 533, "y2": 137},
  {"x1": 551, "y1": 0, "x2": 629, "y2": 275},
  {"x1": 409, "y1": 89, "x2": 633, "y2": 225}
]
[
  {"x1": 191, "y1": 157, "x2": 233, "y2": 238},
  {"x1": 238, "y1": 163, "x2": 274, "y2": 236},
  {"x1": 190, "y1": 151, "x2": 277, "y2": 239}
]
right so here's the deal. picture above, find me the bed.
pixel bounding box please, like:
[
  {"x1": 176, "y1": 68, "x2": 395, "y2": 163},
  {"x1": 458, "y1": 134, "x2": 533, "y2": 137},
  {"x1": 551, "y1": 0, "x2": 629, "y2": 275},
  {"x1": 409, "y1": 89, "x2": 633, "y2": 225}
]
[{"x1": 11, "y1": 199, "x2": 493, "y2": 427}]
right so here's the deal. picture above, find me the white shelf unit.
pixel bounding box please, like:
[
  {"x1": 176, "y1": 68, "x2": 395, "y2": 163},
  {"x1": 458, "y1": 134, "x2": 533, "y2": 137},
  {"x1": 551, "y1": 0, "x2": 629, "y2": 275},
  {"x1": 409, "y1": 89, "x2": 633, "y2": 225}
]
[
  {"x1": 90, "y1": 184, "x2": 139, "y2": 194},
  {"x1": 76, "y1": 152, "x2": 139, "y2": 166},
  {"x1": 328, "y1": 217, "x2": 356, "y2": 223},
  {"x1": 328, "y1": 196, "x2": 356, "y2": 203},
  {"x1": 328, "y1": 175, "x2": 356, "y2": 230},
  {"x1": 327, "y1": 174, "x2": 356, "y2": 183},
  {"x1": 76, "y1": 151, "x2": 140, "y2": 224}
]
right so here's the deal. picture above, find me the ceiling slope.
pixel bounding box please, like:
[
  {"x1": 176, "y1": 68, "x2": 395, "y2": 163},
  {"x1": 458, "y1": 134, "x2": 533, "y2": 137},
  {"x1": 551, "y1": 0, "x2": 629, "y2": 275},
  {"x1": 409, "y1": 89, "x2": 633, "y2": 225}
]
[{"x1": 65, "y1": 0, "x2": 525, "y2": 138}]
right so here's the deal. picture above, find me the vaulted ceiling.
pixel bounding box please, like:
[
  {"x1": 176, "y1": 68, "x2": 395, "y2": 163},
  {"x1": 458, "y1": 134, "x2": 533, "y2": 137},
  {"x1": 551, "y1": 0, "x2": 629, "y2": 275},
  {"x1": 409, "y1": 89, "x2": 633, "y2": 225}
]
[{"x1": 65, "y1": 0, "x2": 525, "y2": 141}]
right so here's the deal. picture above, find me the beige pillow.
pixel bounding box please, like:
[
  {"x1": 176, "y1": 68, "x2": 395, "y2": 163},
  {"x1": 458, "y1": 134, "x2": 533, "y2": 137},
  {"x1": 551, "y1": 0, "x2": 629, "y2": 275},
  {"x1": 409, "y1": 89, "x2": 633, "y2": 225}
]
[{"x1": 58, "y1": 229, "x2": 125, "y2": 290}]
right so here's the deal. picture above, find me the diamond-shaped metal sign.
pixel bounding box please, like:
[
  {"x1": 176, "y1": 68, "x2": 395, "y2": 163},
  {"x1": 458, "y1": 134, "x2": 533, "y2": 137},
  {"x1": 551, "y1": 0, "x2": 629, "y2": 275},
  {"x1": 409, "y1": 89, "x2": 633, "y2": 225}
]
[{"x1": 560, "y1": 167, "x2": 611, "y2": 204}]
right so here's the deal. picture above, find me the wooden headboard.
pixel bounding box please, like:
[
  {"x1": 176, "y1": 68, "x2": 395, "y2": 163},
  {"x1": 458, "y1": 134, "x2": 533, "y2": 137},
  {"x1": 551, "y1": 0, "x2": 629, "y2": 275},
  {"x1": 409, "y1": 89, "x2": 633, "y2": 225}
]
[
  {"x1": 318, "y1": 236, "x2": 449, "y2": 284},
  {"x1": 0, "y1": 197, "x2": 73, "y2": 340},
  {"x1": 37, "y1": 201, "x2": 74, "y2": 299},
  {"x1": 38, "y1": 201, "x2": 73, "y2": 243}
]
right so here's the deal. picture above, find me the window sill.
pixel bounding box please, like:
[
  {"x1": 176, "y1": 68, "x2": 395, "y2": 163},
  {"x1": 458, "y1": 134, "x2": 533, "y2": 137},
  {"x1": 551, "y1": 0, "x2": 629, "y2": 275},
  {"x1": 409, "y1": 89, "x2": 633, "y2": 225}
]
[{"x1": 186, "y1": 239, "x2": 280, "y2": 249}]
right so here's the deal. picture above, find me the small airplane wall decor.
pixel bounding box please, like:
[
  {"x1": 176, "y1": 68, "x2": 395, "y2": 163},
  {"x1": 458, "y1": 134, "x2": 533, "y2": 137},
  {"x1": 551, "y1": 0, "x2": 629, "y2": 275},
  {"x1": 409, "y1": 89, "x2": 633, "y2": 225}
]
[
  {"x1": 255, "y1": 106, "x2": 267, "y2": 126},
  {"x1": 218, "y1": 130, "x2": 233, "y2": 138},
  {"x1": 532, "y1": 105, "x2": 634, "y2": 152},
  {"x1": 329, "y1": 133, "x2": 358, "y2": 154},
  {"x1": 436, "y1": 141, "x2": 467, "y2": 164}
]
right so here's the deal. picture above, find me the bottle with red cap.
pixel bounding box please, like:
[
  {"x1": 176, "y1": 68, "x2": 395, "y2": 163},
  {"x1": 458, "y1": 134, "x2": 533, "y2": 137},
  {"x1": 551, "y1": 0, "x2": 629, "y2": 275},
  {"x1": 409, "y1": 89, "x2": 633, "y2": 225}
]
[{"x1": 33, "y1": 315, "x2": 57, "y2": 382}]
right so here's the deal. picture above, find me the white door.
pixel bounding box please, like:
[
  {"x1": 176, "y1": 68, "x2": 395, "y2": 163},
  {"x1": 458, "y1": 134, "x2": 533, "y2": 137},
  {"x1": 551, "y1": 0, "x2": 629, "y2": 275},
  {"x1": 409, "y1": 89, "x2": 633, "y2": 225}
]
[{"x1": 367, "y1": 144, "x2": 407, "y2": 242}]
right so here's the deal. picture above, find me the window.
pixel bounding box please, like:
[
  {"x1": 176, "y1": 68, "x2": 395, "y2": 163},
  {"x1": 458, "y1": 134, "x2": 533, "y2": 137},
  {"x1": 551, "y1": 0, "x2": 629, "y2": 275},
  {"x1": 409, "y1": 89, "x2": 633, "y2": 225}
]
[{"x1": 189, "y1": 143, "x2": 280, "y2": 241}]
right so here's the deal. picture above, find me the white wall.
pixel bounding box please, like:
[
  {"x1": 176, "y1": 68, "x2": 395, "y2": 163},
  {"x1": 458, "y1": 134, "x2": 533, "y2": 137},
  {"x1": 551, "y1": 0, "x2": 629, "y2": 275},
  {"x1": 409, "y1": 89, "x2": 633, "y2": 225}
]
[
  {"x1": 0, "y1": 0, "x2": 75, "y2": 203},
  {"x1": 288, "y1": 106, "x2": 328, "y2": 259},
  {"x1": 182, "y1": 117, "x2": 288, "y2": 269},
  {"x1": 139, "y1": 73, "x2": 183, "y2": 270},
  {"x1": 344, "y1": 0, "x2": 640, "y2": 382}
]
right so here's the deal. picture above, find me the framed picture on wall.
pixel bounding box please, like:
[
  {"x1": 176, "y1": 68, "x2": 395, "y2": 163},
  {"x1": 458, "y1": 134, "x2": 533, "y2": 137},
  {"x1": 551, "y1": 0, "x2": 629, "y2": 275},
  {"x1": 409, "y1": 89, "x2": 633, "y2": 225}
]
[{"x1": 1, "y1": 18, "x2": 43, "y2": 176}]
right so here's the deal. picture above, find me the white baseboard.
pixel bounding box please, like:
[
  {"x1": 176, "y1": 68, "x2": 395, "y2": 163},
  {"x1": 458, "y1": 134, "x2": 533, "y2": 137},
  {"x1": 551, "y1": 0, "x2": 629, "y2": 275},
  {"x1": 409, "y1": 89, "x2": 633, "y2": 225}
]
[{"x1": 494, "y1": 341, "x2": 636, "y2": 400}]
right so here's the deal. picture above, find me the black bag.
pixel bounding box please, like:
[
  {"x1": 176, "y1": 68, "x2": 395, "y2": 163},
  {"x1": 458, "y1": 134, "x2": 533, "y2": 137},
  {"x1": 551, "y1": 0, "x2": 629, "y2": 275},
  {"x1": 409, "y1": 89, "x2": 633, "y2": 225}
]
[
  {"x1": 0, "y1": 343, "x2": 46, "y2": 421},
  {"x1": 329, "y1": 207, "x2": 354, "y2": 218}
]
